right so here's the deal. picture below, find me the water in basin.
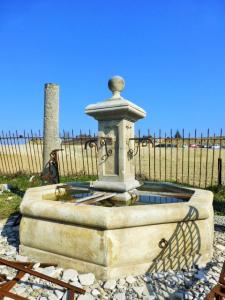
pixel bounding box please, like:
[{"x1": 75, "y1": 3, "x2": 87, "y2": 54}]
[{"x1": 54, "y1": 182, "x2": 191, "y2": 206}]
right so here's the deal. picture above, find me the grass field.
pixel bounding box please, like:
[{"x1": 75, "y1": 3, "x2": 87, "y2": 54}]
[
  {"x1": 0, "y1": 174, "x2": 96, "y2": 219},
  {"x1": 0, "y1": 174, "x2": 224, "y2": 220}
]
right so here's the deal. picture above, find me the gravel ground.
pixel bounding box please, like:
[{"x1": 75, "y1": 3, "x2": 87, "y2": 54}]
[
  {"x1": 0, "y1": 215, "x2": 225, "y2": 300},
  {"x1": 214, "y1": 215, "x2": 225, "y2": 226}
]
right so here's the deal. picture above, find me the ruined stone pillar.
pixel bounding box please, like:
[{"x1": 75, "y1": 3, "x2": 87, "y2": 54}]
[{"x1": 43, "y1": 83, "x2": 60, "y2": 168}]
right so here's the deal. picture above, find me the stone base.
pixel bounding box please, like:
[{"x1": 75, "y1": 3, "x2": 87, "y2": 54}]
[
  {"x1": 92, "y1": 180, "x2": 140, "y2": 192},
  {"x1": 111, "y1": 189, "x2": 138, "y2": 203},
  {"x1": 20, "y1": 245, "x2": 210, "y2": 280}
]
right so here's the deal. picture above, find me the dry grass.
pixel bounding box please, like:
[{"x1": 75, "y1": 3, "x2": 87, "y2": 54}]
[
  {"x1": 0, "y1": 145, "x2": 224, "y2": 188},
  {"x1": 136, "y1": 146, "x2": 225, "y2": 187}
]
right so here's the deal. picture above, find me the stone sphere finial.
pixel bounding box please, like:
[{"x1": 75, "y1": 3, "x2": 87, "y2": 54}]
[{"x1": 108, "y1": 76, "x2": 125, "y2": 99}]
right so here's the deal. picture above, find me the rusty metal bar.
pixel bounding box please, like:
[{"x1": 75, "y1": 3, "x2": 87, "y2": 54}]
[
  {"x1": 35, "y1": 131, "x2": 42, "y2": 172},
  {"x1": 33, "y1": 130, "x2": 42, "y2": 173},
  {"x1": 0, "y1": 290, "x2": 27, "y2": 300},
  {"x1": 5, "y1": 131, "x2": 14, "y2": 174},
  {"x1": 218, "y1": 129, "x2": 223, "y2": 186},
  {"x1": 175, "y1": 131, "x2": 178, "y2": 183},
  {"x1": 181, "y1": 129, "x2": 184, "y2": 184},
  {"x1": 14, "y1": 131, "x2": 24, "y2": 172},
  {"x1": 63, "y1": 130, "x2": 69, "y2": 175},
  {"x1": 85, "y1": 135, "x2": 90, "y2": 177},
  {"x1": 205, "y1": 261, "x2": 225, "y2": 299},
  {"x1": 15, "y1": 131, "x2": 24, "y2": 172},
  {"x1": 193, "y1": 129, "x2": 197, "y2": 186},
  {"x1": 205, "y1": 129, "x2": 210, "y2": 188},
  {"x1": 56, "y1": 133, "x2": 62, "y2": 176},
  {"x1": 89, "y1": 129, "x2": 94, "y2": 176},
  {"x1": 30, "y1": 130, "x2": 39, "y2": 174},
  {"x1": 164, "y1": 131, "x2": 167, "y2": 181},
  {"x1": 23, "y1": 130, "x2": 31, "y2": 174},
  {"x1": 71, "y1": 130, "x2": 78, "y2": 175},
  {"x1": 219, "y1": 128, "x2": 222, "y2": 159},
  {"x1": 138, "y1": 130, "x2": 141, "y2": 176},
  {"x1": 0, "y1": 133, "x2": 8, "y2": 174},
  {"x1": 0, "y1": 258, "x2": 85, "y2": 298},
  {"x1": 153, "y1": 132, "x2": 156, "y2": 181},
  {"x1": 9, "y1": 130, "x2": 20, "y2": 172},
  {"x1": 134, "y1": 134, "x2": 137, "y2": 177},
  {"x1": 187, "y1": 132, "x2": 190, "y2": 185},
  {"x1": 68, "y1": 130, "x2": 73, "y2": 175},
  {"x1": 170, "y1": 129, "x2": 173, "y2": 181},
  {"x1": 94, "y1": 133, "x2": 98, "y2": 176},
  {"x1": 39, "y1": 129, "x2": 44, "y2": 171},
  {"x1": 0, "y1": 264, "x2": 33, "y2": 299},
  {"x1": 199, "y1": 132, "x2": 203, "y2": 187},
  {"x1": 6, "y1": 131, "x2": 17, "y2": 173},
  {"x1": 1, "y1": 131, "x2": 13, "y2": 175},
  {"x1": 147, "y1": 129, "x2": 151, "y2": 180},
  {"x1": 159, "y1": 129, "x2": 161, "y2": 181},
  {"x1": 80, "y1": 129, "x2": 86, "y2": 175},
  {"x1": 59, "y1": 132, "x2": 65, "y2": 176},
  {"x1": 0, "y1": 262, "x2": 54, "y2": 300},
  {"x1": 27, "y1": 131, "x2": 35, "y2": 174},
  {"x1": 218, "y1": 158, "x2": 222, "y2": 186},
  {"x1": 211, "y1": 133, "x2": 216, "y2": 186}
]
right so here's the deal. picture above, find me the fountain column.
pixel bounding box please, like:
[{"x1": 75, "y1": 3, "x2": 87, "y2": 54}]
[
  {"x1": 43, "y1": 83, "x2": 60, "y2": 168},
  {"x1": 85, "y1": 76, "x2": 146, "y2": 201}
]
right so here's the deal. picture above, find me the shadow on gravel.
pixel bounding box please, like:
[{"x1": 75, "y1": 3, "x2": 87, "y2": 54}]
[
  {"x1": 214, "y1": 224, "x2": 225, "y2": 232},
  {"x1": 1, "y1": 213, "x2": 21, "y2": 251},
  {"x1": 146, "y1": 206, "x2": 202, "y2": 300}
]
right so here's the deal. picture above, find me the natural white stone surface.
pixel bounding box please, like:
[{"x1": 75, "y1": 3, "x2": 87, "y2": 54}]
[
  {"x1": 47, "y1": 294, "x2": 58, "y2": 300},
  {"x1": 77, "y1": 295, "x2": 95, "y2": 300},
  {"x1": 78, "y1": 273, "x2": 95, "y2": 286},
  {"x1": 113, "y1": 292, "x2": 126, "y2": 300},
  {"x1": 54, "y1": 289, "x2": 64, "y2": 299},
  {"x1": 126, "y1": 275, "x2": 136, "y2": 284},
  {"x1": 36, "y1": 266, "x2": 59, "y2": 278},
  {"x1": 104, "y1": 279, "x2": 117, "y2": 290},
  {"x1": 91, "y1": 288, "x2": 100, "y2": 296},
  {"x1": 70, "y1": 280, "x2": 83, "y2": 288},
  {"x1": 133, "y1": 285, "x2": 145, "y2": 297},
  {"x1": 15, "y1": 254, "x2": 28, "y2": 262},
  {"x1": 62, "y1": 268, "x2": 78, "y2": 282}
]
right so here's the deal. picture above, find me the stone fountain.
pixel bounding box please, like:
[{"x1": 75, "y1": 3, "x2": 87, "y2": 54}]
[
  {"x1": 19, "y1": 77, "x2": 214, "y2": 280},
  {"x1": 85, "y1": 76, "x2": 146, "y2": 202}
]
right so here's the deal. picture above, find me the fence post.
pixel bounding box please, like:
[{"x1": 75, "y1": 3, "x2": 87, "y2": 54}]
[{"x1": 218, "y1": 158, "x2": 222, "y2": 186}]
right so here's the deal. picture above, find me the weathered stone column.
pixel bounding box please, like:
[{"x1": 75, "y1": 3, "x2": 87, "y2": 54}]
[{"x1": 43, "y1": 83, "x2": 60, "y2": 168}]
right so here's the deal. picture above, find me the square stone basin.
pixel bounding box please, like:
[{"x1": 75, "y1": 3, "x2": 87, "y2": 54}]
[{"x1": 19, "y1": 182, "x2": 214, "y2": 280}]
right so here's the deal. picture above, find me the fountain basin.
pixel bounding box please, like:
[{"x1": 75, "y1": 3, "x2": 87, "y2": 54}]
[{"x1": 19, "y1": 182, "x2": 214, "y2": 280}]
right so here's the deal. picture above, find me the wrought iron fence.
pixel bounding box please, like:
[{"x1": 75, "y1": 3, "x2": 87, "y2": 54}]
[{"x1": 0, "y1": 129, "x2": 224, "y2": 188}]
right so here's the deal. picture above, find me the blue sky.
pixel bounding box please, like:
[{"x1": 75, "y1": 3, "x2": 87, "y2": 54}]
[{"x1": 0, "y1": 0, "x2": 225, "y2": 136}]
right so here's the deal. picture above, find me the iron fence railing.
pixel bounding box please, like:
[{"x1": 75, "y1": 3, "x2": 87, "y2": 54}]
[{"x1": 0, "y1": 129, "x2": 224, "y2": 188}]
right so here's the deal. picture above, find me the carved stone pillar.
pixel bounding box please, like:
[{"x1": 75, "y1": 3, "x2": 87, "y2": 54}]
[{"x1": 85, "y1": 76, "x2": 146, "y2": 200}]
